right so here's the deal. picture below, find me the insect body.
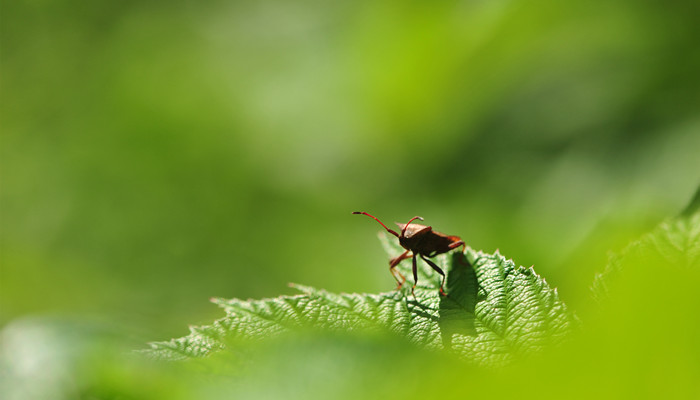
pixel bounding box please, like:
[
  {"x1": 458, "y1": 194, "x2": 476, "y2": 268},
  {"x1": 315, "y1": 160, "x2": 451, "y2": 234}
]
[{"x1": 353, "y1": 212, "x2": 465, "y2": 296}]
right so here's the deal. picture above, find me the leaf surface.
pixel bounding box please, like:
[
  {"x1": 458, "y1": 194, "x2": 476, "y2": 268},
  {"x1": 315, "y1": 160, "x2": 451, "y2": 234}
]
[
  {"x1": 148, "y1": 234, "x2": 574, "y2": 366},
  {"x1": 592, "y1": 210, "x2": 700, "y2": 302}
]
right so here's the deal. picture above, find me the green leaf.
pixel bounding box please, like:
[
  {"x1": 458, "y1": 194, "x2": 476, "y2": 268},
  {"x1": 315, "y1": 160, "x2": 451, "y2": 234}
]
[
  {"x1": 147, "y1": 234, "x2": 574, "y2": 366},
  {"x1": 592, "y1": 210, "x2": 700, "y2": 302}
]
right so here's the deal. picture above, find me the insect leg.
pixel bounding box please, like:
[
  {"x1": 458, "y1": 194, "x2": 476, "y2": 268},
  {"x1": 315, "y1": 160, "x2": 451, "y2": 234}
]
[
  {"x1": 411, "y1": 254, "x2": 418, "y2": 298},
  {"x1": 448, "y1": 239, "x2": 465, "y2": 252},
  {"x1": 389, "y1": 250, "x2": 411, "y2": 289},
  {"x1": 420, "y1": 255, "x2": 447, "y2": 296}
]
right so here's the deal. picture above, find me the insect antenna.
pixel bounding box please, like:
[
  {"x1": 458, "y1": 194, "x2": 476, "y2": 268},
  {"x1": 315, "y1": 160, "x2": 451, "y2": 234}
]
[
  {"x1": 352, "y1": 212, "x2": 400, "y2": 238},
  {"x1": 401, "y1": 216, "x2": 424, "y2": 236}
]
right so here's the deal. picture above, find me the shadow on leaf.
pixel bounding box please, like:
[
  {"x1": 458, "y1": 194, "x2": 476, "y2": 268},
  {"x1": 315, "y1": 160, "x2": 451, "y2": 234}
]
[{"x1": 438, "y1": 252, "x2": 478, "y2": 348}]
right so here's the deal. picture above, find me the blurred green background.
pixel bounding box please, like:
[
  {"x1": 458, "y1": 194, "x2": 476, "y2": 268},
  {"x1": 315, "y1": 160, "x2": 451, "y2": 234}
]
[{"x1": 2, "y1": 0, "x2": 700, "y2": 397}]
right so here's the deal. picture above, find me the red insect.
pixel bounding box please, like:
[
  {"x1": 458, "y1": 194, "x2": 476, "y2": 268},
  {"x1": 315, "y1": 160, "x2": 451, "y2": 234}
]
[{"x1": 353, "y1": 212, "x2": 465, "y2": 296}]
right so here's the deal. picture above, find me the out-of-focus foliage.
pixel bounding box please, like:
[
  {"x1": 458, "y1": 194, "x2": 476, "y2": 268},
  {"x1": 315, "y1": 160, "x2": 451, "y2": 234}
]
[
  {"x1": 1, "y1": 0, "x2": 700, "y2": 398},
  {"x1": 592, "y1": 208, "x2": 700, "y2": 303},
  {"x1": 3, "y1": 211, "x2": 699, "y2": 399},
  {"x1": 535, "y1": 209, "x2": 700, "y2": 399},
  {"x1": 146, "y1": 243, "x2": 574, "y2": 367},
  {"x1": 2, "y1": 0, "x2": 699, "y2": 335}
]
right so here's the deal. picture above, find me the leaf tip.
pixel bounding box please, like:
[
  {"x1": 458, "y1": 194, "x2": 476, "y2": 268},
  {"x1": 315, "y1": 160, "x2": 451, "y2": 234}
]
[{"x1": 288, "y1": 283, "x2": 318, "y2": 295}]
